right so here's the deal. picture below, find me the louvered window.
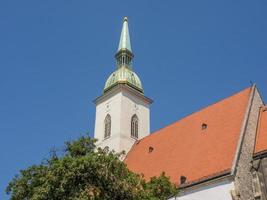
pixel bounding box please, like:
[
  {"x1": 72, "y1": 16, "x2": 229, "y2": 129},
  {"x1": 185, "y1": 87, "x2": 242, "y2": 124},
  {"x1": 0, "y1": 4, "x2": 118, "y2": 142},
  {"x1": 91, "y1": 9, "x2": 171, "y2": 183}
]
[
  {"x1": 104, "y1": 114, "x2": 111, "y2": 139},
  {"x1": 131, "y1": 114, "x2": 138, "y2": 139}
]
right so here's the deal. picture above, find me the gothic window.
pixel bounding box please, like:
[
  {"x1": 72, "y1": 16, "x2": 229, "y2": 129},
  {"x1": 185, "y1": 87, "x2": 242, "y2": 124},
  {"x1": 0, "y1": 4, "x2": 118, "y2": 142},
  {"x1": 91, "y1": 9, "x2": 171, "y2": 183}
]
[
  {"x1": 104, "y1": 114, "x2": 111, "y2": 139},
  {"x1": 131, "y1": 114, "x2": 138, "y2": 139}
]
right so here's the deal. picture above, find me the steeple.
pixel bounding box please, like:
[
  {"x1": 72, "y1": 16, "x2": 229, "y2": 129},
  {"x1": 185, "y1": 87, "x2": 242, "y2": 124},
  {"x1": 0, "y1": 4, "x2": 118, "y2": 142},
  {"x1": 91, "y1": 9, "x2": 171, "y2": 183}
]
[
  {"x1": 103, "y1": 17, "x2": 143, "y2": 94},
  {"x1": 117, "y1": 17, "x2": 132, "y2": 52},
  {"x1": 115, "y1": 17, "x2": 134, "y2": 69},
  {"x1": 94, "y1": 17, "x2": 152, "y2": 155}
]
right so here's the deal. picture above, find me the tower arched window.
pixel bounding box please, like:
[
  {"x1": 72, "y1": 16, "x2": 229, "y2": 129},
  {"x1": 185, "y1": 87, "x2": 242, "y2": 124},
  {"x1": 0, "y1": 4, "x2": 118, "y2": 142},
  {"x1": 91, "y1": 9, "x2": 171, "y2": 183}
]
[
  {"x1": 131, "y1": 114, "x2": 138, "y2": 139},
  {"x1": 104, "y1": 114, "x2": 111, "y2": 139}
]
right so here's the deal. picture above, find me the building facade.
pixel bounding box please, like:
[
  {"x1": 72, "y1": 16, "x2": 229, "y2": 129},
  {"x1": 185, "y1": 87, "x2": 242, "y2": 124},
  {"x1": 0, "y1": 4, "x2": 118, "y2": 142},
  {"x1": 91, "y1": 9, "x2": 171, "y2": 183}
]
[{"x1": 93, "y1": 18, "x2": 267, "y2": 200}]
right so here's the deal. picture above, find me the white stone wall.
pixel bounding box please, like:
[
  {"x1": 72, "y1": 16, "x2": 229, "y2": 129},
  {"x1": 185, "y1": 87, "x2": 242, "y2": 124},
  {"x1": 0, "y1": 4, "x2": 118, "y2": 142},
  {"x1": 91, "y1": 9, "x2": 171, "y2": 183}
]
[
  {"x1": 94, "y1": 91, "x2": 122, "y2": 152},
  {"x1": 94, "y1": 87, "x2": 150, "y2": 153},
  {"x1": 120, "y1": 89, "x2": 150, "y2": 152},
  {"x1": 170, "y1": 180, "x2": 234, "y2": 200}
]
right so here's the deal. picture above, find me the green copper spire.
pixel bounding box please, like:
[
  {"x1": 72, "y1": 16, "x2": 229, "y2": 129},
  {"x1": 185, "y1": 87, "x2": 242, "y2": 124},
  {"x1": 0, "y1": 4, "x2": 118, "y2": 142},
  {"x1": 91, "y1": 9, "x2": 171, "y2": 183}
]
[
  {"x1": 103, "y1": 17, "x2": 143, "y2": 94},
  {"x1": 117, "y1": 17, "x2": 132, "y2": 52},
  {"x1": 115, "y1": 17, "x2": 134, "y2": 69}
]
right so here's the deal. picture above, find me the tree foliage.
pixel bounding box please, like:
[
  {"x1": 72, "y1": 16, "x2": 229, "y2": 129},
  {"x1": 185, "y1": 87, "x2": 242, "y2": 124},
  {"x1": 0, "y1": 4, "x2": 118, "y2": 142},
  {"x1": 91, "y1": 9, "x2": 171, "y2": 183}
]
[{"x1": 7, "y1": 136, "x2": 178, "y2": 200}]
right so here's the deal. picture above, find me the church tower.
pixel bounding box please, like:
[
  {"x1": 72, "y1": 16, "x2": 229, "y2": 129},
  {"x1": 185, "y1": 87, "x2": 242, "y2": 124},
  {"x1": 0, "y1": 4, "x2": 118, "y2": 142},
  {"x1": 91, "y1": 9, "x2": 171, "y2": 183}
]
[{"x1": 94, "y1": 17, "x2": 152, "y2": 154}]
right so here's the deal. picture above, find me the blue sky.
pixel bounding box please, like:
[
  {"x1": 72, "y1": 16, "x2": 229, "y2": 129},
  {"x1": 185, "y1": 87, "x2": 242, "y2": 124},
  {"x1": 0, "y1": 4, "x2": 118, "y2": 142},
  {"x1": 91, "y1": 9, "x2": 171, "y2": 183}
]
[{"x1": 0, "y1": 1, "x2": 267, "y2": 198}]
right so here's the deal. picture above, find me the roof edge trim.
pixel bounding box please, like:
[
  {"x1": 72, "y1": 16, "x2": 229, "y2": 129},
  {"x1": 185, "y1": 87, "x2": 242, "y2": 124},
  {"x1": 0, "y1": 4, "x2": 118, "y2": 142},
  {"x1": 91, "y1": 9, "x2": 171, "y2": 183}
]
[{"x1": 231, "y1": 84, "x2": 256, "y2": 175}]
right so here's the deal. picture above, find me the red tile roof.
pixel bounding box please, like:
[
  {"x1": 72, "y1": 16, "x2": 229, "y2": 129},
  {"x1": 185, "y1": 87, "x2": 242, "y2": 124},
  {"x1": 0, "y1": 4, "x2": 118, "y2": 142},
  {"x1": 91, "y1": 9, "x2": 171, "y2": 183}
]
[
  {"x1": 254, "y1": 105, "x2": 267, "y2": 155},
  {"x1": 125, "y1": 87, "x2": 252, "y2": 185}
]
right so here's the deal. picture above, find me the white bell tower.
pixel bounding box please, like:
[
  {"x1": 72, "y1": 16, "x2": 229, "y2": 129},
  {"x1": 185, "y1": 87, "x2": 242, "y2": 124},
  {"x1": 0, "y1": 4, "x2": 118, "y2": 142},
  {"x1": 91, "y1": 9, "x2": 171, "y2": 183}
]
[{"x1": 93, "y1": 17, "x2": 152, "y2": 154}]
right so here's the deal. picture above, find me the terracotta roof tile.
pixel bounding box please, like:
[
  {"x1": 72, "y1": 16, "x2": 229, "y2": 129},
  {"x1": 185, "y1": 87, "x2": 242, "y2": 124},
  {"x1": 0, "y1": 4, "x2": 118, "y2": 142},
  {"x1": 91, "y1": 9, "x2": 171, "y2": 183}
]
[
  {"x1": 254, "y1": 105, "x2": 267, "y2": 155},
  {"x1": 124, "y1": 87, "x2": 252, "y2": 185}
]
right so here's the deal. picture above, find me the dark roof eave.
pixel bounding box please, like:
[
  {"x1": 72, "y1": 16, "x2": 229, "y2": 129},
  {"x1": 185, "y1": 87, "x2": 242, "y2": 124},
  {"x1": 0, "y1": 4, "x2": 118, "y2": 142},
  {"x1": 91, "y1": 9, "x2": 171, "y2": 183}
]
[
  {"x1": 178, "y1": 169, "x2": 232, "y2": 189},
  {"x1": 253, "y1": 150, "x2": 267, "y2": 159}
]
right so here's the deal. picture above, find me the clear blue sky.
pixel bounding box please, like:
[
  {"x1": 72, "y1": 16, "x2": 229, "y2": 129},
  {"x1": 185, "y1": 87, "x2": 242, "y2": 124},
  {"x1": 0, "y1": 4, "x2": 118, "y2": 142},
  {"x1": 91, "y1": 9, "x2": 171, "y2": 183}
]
[{"x1": 0, "y1": 1, "x2": 266, "y2": 198}]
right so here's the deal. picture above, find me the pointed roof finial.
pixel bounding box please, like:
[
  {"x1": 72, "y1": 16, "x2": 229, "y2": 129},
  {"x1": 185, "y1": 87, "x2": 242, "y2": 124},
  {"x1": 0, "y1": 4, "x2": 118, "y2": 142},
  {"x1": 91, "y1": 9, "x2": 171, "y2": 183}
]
[{"x1": 117, "y1": 16, "x2": 132, "y2": 52}]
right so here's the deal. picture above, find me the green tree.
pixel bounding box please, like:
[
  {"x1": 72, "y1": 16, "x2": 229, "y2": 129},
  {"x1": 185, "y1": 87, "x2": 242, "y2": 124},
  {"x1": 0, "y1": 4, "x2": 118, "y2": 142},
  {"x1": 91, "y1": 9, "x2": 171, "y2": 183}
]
[{"x1": 7, "y1": 136, "x2": 178, "y2": 200}]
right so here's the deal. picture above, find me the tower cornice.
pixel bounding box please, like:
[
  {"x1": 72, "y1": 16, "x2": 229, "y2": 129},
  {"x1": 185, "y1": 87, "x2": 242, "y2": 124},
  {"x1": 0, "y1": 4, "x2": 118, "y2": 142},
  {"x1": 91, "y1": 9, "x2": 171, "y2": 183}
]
[{"x1": 94, "y1": 83, "x2": 153, "y2": 106}]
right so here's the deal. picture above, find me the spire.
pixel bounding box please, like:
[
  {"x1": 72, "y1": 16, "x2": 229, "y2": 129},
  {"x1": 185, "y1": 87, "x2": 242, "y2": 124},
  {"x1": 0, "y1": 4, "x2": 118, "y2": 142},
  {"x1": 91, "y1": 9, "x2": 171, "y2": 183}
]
[
  {"x1": 117, "y1": 17, "x2": 132, "y2": 52},
  {"x1": 115, "y1": 17, "x2": 134, "y2": 69}
]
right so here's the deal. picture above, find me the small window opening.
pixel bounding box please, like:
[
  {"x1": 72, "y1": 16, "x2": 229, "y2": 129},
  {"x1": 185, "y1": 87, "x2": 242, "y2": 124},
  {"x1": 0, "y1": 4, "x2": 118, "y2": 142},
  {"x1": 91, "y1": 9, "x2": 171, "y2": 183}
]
[
  {"x1": 180, "y1": 175, "x2": 187, "y2": 184},
  {"x1": 202, "y1": 123, "x2": 207, "y2": 130},
  {"x1": 148, "y1": 146, "x2": 154, "y2": 153}
]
